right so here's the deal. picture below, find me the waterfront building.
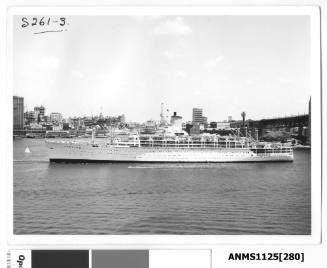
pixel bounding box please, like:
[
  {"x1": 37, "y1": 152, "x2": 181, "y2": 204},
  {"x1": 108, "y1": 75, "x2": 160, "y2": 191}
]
[
  {"x1": 190, "y1": 123, "x2": 201, "y2": 135},
  {"x1": 39, "y1": 105, "x2": 45, "y2": 116},
  {"x1": 209, "y1": 121, "x2": 230, "y2": 130},
  {"x1": 216, "y1": 122, "x2": 231, "y2": 130},
  {"x1": 43, "y1": 115, "x2": 49, "y2": 122},
  {"x1": 25, "y1": 110, "x2": 36, "y2": 124},
  {"x1": 202, "y1": 116, "x2": 208, "y2": 125},
  {"x1": 228, "y1": 116, "x2": 233, "y2": 122},
  {"x1": 84, "y1": 118, "x2": 94, "y2": 126},
  {"x1": 184, "y1": 123, "x2": 193, "y2": 135},
  {"x1": 34, "y1": 109, "x2": 39, "y2": 121},
  {"x1": 50, "y1": 112, "x2": 63, "y2": 123},
  {"x1": 52, "y1": 124, "x2": 63, "y2": 131},
  {"x1": 29, "y1": 122, "x2": 44, "y2": 129},
  {"x1": 34, "y1": 105, "x2": 45, "y2": 122},
  {"x1": 192, "y1": 108, "x2": 203, "y2": 124},
  {"x1": 105, "y1": 116, "x2": 124, "y2": 126},
  {"x1": 210, "y1": 122, "x2": 217, "y2": 128},
  {"x1": 13, "y1": 96, "x2": 24, "y2": 130},
  {"x1": 160, "y1": 103, "x2": 170, "y2": 125},
  {"x1": 33, "y1": 106, "x2": 40, "y2": 116},
  {"x1": 119, "y1": 114, "x2": 126, "y2": 123}
]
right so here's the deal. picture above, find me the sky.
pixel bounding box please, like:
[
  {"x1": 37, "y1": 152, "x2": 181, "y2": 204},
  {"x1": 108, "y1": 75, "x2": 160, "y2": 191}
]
[{"x1": 13, "y1": 15, "x2": 311, "y2": 122}]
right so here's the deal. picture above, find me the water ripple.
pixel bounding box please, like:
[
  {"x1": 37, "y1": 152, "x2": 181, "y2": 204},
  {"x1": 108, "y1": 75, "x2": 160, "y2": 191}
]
[{"x1": 13, "y1": 139, "x2": 311, "y2": 235}]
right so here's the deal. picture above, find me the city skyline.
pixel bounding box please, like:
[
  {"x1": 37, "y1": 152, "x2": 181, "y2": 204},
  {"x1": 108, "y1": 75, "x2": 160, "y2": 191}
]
[
  {"x1": 16, "y1": 96, "x2": 310, "y2": 124},
  {"x1": 13, "y1": 15, "x2": 310, "y2": 122}
]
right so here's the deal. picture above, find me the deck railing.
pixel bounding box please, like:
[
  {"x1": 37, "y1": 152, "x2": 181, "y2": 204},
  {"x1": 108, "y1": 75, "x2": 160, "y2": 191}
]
[{"x1": 111, "y1": 138, "x2": 292, "y2": 150}]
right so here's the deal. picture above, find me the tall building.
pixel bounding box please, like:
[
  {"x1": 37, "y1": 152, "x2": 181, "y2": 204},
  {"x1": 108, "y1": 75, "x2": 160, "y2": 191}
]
[
  {"x1": 192, "y1": 108, "x2": 203, "y2": 124},
  {"x1": 25, "y1": 110, "x2": 36, "y2": 123},
  {"x1": 34, "y1": 106, "x2": 40, "y2": 121},
  {"x1": 202, "y1": 116, "x2": 208, "y2": 125},
  {"x1": 39, "y1": 105, "x2": 45, "y2": 116},
  {"x1": 228, "y1": 116, "x2": 232, "y2": 122},
  {"x1": 34, "y1": 105, "x2": 46, "y2": 121},
  {"x1": 160, "y1": 103, "x2": 170, "y2": 125},
  {"x1": 13, "y1": 96, "x2": 24, "y2": 130}
]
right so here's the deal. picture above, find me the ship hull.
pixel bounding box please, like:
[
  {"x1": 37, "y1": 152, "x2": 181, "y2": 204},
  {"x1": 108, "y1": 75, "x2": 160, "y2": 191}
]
[
  {"x1": 49, "y1": 159, "x2": 293, "y2": 163},
  {"x1": 46, "y1": 141, "x2": 294, "y2": 163}
]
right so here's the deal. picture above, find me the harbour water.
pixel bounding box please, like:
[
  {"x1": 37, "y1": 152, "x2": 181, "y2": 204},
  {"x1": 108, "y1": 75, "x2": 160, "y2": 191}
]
[{"x1": 13, "y1": 139, "x2": 311, "y2": 235}]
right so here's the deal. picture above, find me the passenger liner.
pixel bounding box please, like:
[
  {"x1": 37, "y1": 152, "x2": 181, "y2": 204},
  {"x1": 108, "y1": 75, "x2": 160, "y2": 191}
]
[{"x1": 46, "y1": 133, "x2": 293, "y2": 163}]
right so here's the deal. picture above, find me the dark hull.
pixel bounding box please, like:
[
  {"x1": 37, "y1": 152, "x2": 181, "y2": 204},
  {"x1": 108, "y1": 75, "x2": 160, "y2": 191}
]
[{"x1": 50, "y1": 158, "x2": 293, "y2": 163}]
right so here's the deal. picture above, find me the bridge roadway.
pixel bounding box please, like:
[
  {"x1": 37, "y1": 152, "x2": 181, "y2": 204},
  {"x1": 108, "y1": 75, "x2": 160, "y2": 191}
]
[{"x1": 230, "y1": 114, "x2": 309, "y2": 141}]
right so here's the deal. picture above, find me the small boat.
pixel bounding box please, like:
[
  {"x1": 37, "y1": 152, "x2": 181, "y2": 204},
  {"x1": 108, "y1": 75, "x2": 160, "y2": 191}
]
[{"x1": 26, "y1": 133, "x2": 36, "y2": 138}]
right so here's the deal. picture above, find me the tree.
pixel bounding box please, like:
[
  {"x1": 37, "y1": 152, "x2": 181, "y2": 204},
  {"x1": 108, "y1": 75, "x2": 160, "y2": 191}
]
[{"x1": 261, "y1": 130, "x2": 291, "y2": 142}]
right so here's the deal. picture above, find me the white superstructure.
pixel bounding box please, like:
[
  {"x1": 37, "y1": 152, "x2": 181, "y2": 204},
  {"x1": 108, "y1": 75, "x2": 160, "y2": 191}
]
[{"x1": 46, "y1": 134, "x2": 293, "y2": 163}]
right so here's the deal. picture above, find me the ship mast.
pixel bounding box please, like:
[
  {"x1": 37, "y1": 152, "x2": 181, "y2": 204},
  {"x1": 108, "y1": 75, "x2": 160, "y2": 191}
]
[{"x1": 160, "y1": 102, "x2": 165, "y2": 125}]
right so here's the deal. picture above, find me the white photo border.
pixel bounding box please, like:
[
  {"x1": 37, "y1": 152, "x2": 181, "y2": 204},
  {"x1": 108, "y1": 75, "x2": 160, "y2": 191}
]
[{"x1": 6, "y1": 5, "x2": 322, "y2": 247}]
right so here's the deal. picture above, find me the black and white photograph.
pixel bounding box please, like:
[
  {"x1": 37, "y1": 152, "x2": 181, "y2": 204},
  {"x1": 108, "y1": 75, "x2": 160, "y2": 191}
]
[{"x1": 12, "y1": 10, "x2": 315, "y2": 236}]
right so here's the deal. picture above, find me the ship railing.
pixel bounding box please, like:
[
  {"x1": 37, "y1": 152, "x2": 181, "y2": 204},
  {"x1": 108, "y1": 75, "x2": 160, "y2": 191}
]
[
  {"x1": 113, "y1": 139, "x2": 250, "y2": 149},
  {"x1": 46, "y1": 139, "x2": 89, "y2": 144},
  {"x1": 251, "y1": 147, "x2": 293, "y2": 154},
  {"x1": 137, "y1": 140, "x2": 292, "y2": 150},
  {"x1": 252, "y1": 142, "x2": 293, "y2": 149}
]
